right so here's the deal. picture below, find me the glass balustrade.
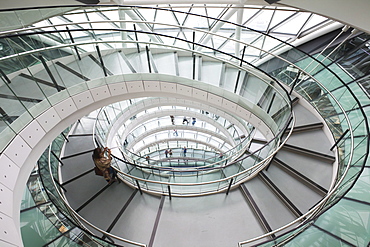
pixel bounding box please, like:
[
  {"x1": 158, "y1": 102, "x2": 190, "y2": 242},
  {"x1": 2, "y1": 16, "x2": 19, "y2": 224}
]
[
  {"x1": 0, "y1": 5, "x2": 365, "y2": 247},
  {"x1": 20, "y1": 130, "x2": 115, "y2": 246},
  {"x1": 92, "y1": 81, "x2": 290, "y2": 181}
]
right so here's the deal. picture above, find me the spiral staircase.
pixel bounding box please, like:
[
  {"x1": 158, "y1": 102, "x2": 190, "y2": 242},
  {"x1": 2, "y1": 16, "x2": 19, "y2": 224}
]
[
  {"x1": 0, "y1": 4, "x2": 368, "y2": 247},
  {"x1": 58, "y1": 90, "x2": 334, "y2": 247}
]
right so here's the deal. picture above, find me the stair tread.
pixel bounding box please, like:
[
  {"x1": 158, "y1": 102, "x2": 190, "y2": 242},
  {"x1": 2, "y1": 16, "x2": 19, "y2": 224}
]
[
  {"x1": 275, "y1": 149, "x2": 333, "y2": 190},
  {"x1": 71, "y1": 117, "x2": 96, "y2": 135},
  {"x1": 292, "y1": 103, "x2": 322, "y2": 126},
  {"x1": 263, "y1": 165, "x2": 323, "y2": 213},
  {"x1": 63, "y1": 172, "x2": 107, "y2": 209},
  {"x1": 61, "y1": 152, "x2": 95, "y2": 180},
  {"x1": 78, "y1": 182, "x2": 136, "y2": 232},
  {"x1": 286, "y1": 130, "x2": 333, "y2": 156},
  {"x1": 152, "y1": 190, "x2": 263, "y2": 247},
  {"x1": 109, "y1": 193, "x2": 161, "y2": 244},
  {"x1": 243, "y1": 178, "x2": 297, "y2": 230},
  {"x1": 63, "y1": 136, "x2": 94, "y2": 156}
]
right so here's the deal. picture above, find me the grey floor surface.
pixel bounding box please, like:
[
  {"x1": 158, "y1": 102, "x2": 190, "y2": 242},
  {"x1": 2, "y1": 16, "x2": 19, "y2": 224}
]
[{"x1": 60, "y1": 101, "x2": 336, "y2": 247}]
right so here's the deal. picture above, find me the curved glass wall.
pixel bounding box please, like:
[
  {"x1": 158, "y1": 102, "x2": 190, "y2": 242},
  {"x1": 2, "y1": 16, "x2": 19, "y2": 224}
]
[
  {"x1": 0, "y1": 5, "x2": 366, "y2": 247},
  {"x1": 92, "y1": 88, "x2": 293, "y2": 191},
  {"x1": 114, "y1": 104, "x2": 250, "y2": 160},
  {"x1": 0, "y1": 5, "x2": 298, "y2": 151}
]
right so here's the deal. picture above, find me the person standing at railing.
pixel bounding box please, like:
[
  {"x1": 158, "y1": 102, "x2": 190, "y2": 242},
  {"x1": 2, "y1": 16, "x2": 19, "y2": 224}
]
[
  {"x1": 165, "y1": 149, "x2": 169, "y2": 158},
  {"x1": 183, "y1": 146, "x2": 187, "y2": 157},
  {"x1": 192, "y1": 117, "x2": 196, "y2": 125},
  {"x1": 146, "y1": 155, "x2": 150, "y2": 164},
  {"x1": 173, "y1": 129, "x2": 178, "y2": 136},
  {"x1": 219, "y1": 152, "x2": 224, "y2": 159},
  {"x1": 92, "y1": 147, "x2": 117, "y2": 184},
  {"x1": 170, "y1": 115, "x2": 175, "y2": 125}
]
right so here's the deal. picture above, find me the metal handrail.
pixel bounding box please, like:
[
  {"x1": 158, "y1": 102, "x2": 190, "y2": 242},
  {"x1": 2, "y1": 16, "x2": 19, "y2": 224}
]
[
  {"x1": 40, "y1": 134, "x2": 148, "y2": 246},
  {"x1": 7, "y1": 35, "x2": 355, "y2": 246},
  {"x1": 119, "y1": 109, "x2": 245, "y2": 150},
  {"x1": 238, "y1": 74, "x2": 355, "y2": 247},
  {"x1": 90, "y1": 74, "x2": 291, "y2": 178},
  {"x1": 65, "y1": 31, "x2": 359, "y2": 244},
  {"x1": 0, "y1": 6, "x2": 364, "y2": 246},
  {"x1": 40, "y1": 36, "x2": 357, "y2": 247},
  {"x1": 99, "y1": 100, "x2": 252, "y2": 163},
  {"x1": 104, "y1": 115, "x2": 294, "y2": 188},
  {"x1": 0, "y1": 6, "x2": 351, "y2": 104},
  {"x1": 64, "y1": 38, "x2": 361, "y2": 247}
]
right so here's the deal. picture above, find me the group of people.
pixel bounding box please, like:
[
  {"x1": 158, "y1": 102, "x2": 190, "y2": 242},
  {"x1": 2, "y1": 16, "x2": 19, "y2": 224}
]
[
  {"x1": 182, "y1": 117, "x2": 196, "y2": 125},
  {"x1": 164, "y1": 147, "x2": 187, "y2": 157},
  {"x1": 170, "y1": 115, "x2": 197, "y2": 126},
  {"x1": 141, "y1": 147, "x2": 188, "y2": 160},
  {"x1": 164, "y1": 148, "x2": 173, "y2": 158}
]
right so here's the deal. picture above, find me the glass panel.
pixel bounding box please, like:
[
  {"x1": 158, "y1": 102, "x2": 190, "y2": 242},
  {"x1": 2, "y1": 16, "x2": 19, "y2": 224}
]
[
  {"x1": 20, "y1": 185, "x2": 36, "y2": 211},
  {"x1": 314, "y1": 199, "x2": 370, "y2": 247},
  {"x1": 20, "y1": 206, "x2": 62, "y2": 247},
  {"x1": 0, "y1": 6, "x2": 365, "y2": 247},
  {"x1": 345, "y1": 167, "x2": 370, "y2": 204},
  {"x1": 282, "y1": 225, "x2": 354, "y2": 247}
]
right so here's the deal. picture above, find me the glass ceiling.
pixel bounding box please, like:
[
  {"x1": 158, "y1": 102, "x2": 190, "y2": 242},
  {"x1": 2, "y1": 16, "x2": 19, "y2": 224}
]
[{"x1": 27, "y1": 4, "x2": 341, "y2": 64}]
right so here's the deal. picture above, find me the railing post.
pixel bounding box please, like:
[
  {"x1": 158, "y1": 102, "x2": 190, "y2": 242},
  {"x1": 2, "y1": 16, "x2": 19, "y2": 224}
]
[
  {"x1": 226, "y1": 178, "x2": 234, "y2": 195},
  {"x1": 145, "y1": 45, "x2": 152, "y2": 73},
  {"x1": 133, "y1": 24, "x2": 140, "y2": 53},
  {"x1": 192, "y1": 31, "x2": 195, "y2": 51},
  {"x1": 192, "y1": 31, "x2": 196, "y2": 80},
  {"x1": 330, "y1": 129, "x2": 349, "y2": 151},
  {"x1": 0, "y1": 68, "x2": 12, "y2": 84},
  {"x1": 51, "y1": 150, "x2": 64, "y2": 167},
  {"x1": 234, "y1": 45, "x2": 246, "y2": 94},
  {"x1": 103, "y1": 110, "x2": 111, "y2": 125},
  {"x1": 39, "y1": 55, "x2": 61, "y2": 92},
  {"x1": 66, "y1": 26, "x2": 81, "y2": 60},
  {"x1": 168, "y1": 185, "x2": 172, "y2": 200},
  {"x1": 289, "y1": 72, "x2": 301, "y2": 95},
  {"x1": 192, "y1": 54, "x2": 196, "y2": 80},
  {"x1": 95, "y1": 45, "x2": 107, "y2": 77},
  {"x1": 136, "y1": 180, "x2": 143, "y2": 195},
  {"x1": 0, "y1": 107, "x2": 13, "y2": 124},
  {"x1": 53, "y1": 177, "x2": 67, "y2": 192},
  {"x1": 61, "y1": 132, "x2": 69, "y2": 142},
  {"x1": 267, "y1": 92, "x2": 276, "y2": 114}
]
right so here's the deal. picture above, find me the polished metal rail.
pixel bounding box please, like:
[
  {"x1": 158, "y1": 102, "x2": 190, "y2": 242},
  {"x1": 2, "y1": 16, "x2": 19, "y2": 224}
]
[
  {"x1": 0, "y1": 6, "x2": 365, "y2": 247},
  {"x1": 96, "y1": 115, "x2": 295, "y2": 194},
  {"x1": 44, "y1": 145, "x2": 148, "y2": 247}
]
